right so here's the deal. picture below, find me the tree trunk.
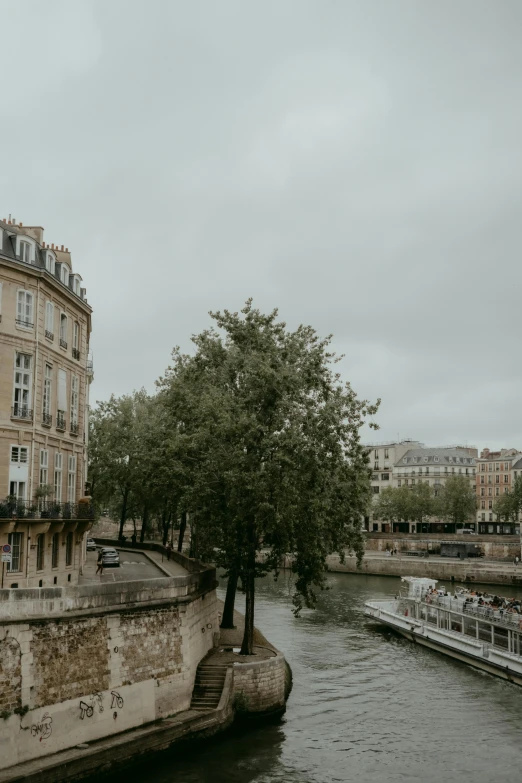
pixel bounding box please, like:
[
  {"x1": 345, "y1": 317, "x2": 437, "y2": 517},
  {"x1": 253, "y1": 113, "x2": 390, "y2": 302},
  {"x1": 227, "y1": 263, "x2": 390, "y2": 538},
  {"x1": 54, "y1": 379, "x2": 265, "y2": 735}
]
[
  {"x1": 240, "y1": 534, "x2": 256, "y2": 655},
  {"x1": 189, "y1": 513, "x2": 197, "y2": 558},
  {"x1": 161, "y1": 509, "x2": 168, "y2": 545},
  {"x1": 118, "y1": 488, "x2": 129, "y2": 540},
  {"x1": 177, "y1": 511, "x2": 187, "y2": 553},
  {"x1": 139, "y1": 505, "x2": 149, "y2": 543},
  {"x1": 220, "y1": 569, "x2": 238, "y2": 629}
]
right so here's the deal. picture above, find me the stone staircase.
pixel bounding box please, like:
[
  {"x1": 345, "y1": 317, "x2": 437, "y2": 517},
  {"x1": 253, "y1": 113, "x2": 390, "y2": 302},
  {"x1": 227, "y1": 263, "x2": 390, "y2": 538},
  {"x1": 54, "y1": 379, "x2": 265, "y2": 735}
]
[{"x1": 190, "y1": 663, "x2": 228, "y2": 710}]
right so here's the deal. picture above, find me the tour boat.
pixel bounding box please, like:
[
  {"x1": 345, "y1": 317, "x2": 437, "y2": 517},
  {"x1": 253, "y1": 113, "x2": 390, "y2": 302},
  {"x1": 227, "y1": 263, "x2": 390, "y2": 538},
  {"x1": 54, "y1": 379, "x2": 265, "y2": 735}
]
[{"x1": 364, "y1": 577, "x2": 522, "y2": 686}]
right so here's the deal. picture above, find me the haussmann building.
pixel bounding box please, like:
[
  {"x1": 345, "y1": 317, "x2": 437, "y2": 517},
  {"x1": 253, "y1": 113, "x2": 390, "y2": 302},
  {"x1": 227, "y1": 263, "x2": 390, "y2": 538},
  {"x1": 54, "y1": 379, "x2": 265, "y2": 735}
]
[{"x1": 0, "y1": 217, "x2": 93, "y2": 589}]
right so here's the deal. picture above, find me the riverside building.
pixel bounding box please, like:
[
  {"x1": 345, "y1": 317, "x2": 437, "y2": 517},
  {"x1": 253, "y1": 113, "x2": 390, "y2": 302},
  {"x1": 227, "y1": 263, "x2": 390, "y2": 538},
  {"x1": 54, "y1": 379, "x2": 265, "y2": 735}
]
[
  {"x1": 475, "y1": 448, "x2": 522, "y2": 534},
  {"x1": 364, "y1": 440, "x2": 422, "y2": 531},
  {"x1": 0, "y1": 217, "x2": 93, "y2": 588}
]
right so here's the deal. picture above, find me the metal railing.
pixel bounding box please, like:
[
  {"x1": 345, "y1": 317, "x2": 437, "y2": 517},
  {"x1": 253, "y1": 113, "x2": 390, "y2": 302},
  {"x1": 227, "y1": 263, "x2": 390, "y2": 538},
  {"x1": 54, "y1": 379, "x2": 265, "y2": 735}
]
[
  {"x1": 56, "y1": 412, "x2": 66, "y2": 430},
  {"x1": 70, "y1": 421, "x2": 79, "y2": 435},
  {"x1": 59, "y1": 338, "x2": 67, "y2": 349},
  {"x1": 15, "y1": 318, "x2": 33, "y2": 329},
  {"x1": 72, "y1": 348, "x2": 80, "y2": 360},
  {"x1": 11, "y1": 405, "x2": 33, "y2": 421},
  {"x1": 0, "y1": 498, "x2": 94, "y2": 521},
  {"x1": 45, "y1": 330, "x2": 54, "y2": 341},
  {"x1": 42, "y1": 412, "x2": 52, "y2": 426}
]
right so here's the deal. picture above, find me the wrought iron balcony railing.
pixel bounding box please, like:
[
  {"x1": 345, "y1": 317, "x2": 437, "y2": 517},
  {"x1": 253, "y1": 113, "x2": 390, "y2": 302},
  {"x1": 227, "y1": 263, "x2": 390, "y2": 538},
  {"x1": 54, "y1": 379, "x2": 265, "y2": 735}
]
[
  {"x1": 0, "y1": 498, "x2": 95, "y2": 521},
  {"x1": 45, "y1": 330, "x2": 54, "y2": 341},
  {"x1": 11, "y1": 405, "x2": 33, "y2": 421},
  {"x1": 42, "y1": 412, "x2": 52, "y2": 427},
  {"x1": 72, "y1": 348, "x2": 80, "y2": 360},
  {"x1": 56, "y1": 412, "x2": 66, "y2": 431},
  {"x1": 16, "y1": 318, "x2": 33, "y2": 329},
  {"x1": 70, "y1": 421, "x2": 79, "y2": 435},
  {"x1": 59, "y1": 338, "x2": 67, "y2": 349}
]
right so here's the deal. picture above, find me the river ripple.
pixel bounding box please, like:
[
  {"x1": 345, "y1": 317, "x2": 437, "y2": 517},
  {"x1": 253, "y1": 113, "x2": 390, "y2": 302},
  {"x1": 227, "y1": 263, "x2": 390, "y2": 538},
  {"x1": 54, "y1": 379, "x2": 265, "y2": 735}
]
[{"x1": 124, "y1": 572, "x2": 522, "y2": 783}]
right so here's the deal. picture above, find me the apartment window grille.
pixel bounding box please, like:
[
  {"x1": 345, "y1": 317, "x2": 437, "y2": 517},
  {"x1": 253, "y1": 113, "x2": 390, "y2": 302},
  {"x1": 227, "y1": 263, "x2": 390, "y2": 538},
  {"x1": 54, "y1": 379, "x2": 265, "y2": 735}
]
[
  {"x1": 13, "y1": 353, "x2": 32, "y2": 417},
  {"x1": 7, "y1": 532, "x2": 23, "y2": 572},
  {"x1": 16, "y1": 290, "x2": 33, "y2": 328},
  {"x1": 43, "y1": 364, "x2": 52, "y2": 425},
  {"x1": 60, "y1": 313, "x2": 68, "y2": 348}
]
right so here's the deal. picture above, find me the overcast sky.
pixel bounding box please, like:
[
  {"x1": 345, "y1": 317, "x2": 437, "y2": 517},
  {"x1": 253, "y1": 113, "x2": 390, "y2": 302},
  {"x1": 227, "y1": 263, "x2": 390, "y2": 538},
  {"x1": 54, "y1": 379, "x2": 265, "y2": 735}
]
[{"x1": 2, "y1": 0, "x2": 521, "y2": 451}]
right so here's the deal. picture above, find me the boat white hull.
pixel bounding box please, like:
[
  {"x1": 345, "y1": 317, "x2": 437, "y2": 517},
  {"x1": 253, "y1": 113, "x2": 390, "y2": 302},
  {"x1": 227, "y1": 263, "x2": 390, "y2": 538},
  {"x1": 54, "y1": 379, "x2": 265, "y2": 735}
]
[{"x1": 365, "y1": 602, "x2": 522, "y2": 687}]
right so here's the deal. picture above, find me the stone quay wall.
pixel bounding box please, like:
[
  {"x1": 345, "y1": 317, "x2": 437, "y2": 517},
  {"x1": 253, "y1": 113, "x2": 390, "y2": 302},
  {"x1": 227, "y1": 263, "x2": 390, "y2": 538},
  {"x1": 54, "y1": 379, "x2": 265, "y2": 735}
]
[
  {"x1": 364, "y1": 533, "x2": 520, "y2": 560},
  {"x1": 0, "y1": 561, "x2": 219, "y2": 771},
  {"x1": 233, "y1": 651, "x2": 286, "y2": 715}
]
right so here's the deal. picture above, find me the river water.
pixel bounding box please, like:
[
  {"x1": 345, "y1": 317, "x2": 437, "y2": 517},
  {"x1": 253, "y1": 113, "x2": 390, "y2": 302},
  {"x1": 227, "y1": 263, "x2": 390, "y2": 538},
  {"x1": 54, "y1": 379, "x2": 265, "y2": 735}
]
[{"x1": 124, "y1": 572, "x2": 522, "y2": 783}]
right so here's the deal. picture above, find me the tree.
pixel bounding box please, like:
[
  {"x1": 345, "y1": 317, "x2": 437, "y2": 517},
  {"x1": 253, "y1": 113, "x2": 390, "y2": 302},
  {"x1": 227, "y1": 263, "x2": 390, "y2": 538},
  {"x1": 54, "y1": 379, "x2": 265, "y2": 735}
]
[
  {"x1": 494, "y1": 492, "x2": 518, "y2": 523},
  {"x1": 409, "y1": 482, "x2": 436, "y2": 528},
  {"x1": 160, "y1": 301, "x2": 379, "y2": 654},
  {"x1": 438, "y1": 475, "x2": 477, "y2": 528},
  {"x1": 374, "y1": 485, "x2": 411, "y2": 526}
]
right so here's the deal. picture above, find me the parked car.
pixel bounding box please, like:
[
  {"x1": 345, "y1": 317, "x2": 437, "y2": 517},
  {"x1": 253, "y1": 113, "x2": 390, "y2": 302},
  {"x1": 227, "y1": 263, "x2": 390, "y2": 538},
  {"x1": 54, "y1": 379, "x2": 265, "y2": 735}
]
[
  {"x1": 460, "y1": 529, "x2": 477, "y2": 535},
  {"x1": 100, "y1": 547, "x2": 120, "y2": 567},
  {"x1": 86, "y1": 538, "x2": 97, "y2": 551}
]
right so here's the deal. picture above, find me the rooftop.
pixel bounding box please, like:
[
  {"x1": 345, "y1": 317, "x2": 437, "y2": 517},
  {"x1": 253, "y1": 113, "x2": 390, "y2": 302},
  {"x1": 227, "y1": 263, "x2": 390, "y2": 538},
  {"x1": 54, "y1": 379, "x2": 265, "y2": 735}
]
[{"x1": 396, "y1": 448, "x2": 476, "y2": 466}]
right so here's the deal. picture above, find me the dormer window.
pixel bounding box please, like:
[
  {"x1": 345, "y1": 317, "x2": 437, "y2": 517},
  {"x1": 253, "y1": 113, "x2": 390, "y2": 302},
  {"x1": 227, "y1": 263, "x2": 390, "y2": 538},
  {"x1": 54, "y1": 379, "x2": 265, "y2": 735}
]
[
  {"x1": 46, "y1": 253, "x2": 55, "y2": 274},
  {"x1": 20, "y1": 241, "x2": 31, "y2": 262},
  {"x1": 403, "y1": 458, "x2": 408, "y2": 464},
  {"x1": 434, "y1": 457, "x2": 440, "y2": 463},
  {"x1": 61, "y1": 265, "x2": 69, "y2": 286}
]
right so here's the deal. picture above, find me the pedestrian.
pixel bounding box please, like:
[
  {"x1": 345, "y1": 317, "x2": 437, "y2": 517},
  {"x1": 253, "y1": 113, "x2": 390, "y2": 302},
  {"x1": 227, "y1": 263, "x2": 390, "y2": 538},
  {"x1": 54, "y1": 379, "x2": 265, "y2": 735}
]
[
  {"x1": 131, "y1": 532, "x2": 137, "y2": 547},
  {"x1": 96, "y1": 550, "x2": 104, "y2": 576},
  {"x1": 515, "y1": 556, "x2": 519, "y2": 567},
  {"x1": 166, "y1": 542, "x2": 172, "y2": 561}
]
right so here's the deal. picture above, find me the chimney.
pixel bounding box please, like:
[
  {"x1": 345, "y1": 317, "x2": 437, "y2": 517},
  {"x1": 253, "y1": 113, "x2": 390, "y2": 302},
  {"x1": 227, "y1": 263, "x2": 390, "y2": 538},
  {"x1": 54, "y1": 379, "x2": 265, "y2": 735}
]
[
  {"x1": 19, "y1": 222, "x2": 22, "y2": 227},
  {"x1": 51, "y1": 243, "x2": 55, "y2": 250},
  {"x1": 66, "y1": 247, "x2": 69, "y2": 252},
  {"x1": 61, "y1": 245, "x2": 64, "y2": 251}
]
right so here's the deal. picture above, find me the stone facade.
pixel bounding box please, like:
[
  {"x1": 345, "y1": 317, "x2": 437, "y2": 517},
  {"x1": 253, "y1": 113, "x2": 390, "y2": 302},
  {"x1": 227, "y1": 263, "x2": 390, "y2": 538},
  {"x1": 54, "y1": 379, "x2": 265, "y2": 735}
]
[{"x1": 0, "y1": 217, "x2": 94, "y2": 588}]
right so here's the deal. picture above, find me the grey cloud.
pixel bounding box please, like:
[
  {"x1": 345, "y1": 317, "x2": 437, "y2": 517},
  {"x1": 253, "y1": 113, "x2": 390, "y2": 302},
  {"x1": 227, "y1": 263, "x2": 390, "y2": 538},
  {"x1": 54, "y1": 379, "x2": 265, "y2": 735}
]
[{"x1": 1, "y1": 0, "x2": 521, "y2": 449}]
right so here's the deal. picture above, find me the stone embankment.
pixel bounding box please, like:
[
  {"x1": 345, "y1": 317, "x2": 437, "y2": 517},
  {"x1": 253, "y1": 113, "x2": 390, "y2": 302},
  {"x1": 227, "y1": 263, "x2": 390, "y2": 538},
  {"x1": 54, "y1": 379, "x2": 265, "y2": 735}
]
[
  {"x1": 0, "y1": 542, "x2": 288, "y2": 783},
  {"x1": 322, "y1": 551, "x2": 522, "y2": 587}
]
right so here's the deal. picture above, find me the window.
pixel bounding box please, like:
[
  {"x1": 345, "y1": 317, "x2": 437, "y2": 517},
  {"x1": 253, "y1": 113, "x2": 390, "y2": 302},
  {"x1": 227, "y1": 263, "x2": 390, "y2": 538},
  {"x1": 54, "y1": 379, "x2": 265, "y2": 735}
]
[
  {"x1": 496, "y1": 463, "x2": 500, "y2": 471},
  {"x1": 411, "y1": 479, "x2": 415, "y2": 485},
  {"x1": 384, "y1": 449, "x2": 389, "y2": 459},
  {"x1": 480, "y1": 476, "x2": 484, "y2": 484},
  {"x1": 397, "y1": 480, "x2": 402, "y2": 487},
  {"x1": 488, "y1": 463, "x2": 493, "y2": 471},
  {"x1": 13, "y1": 353, "x2": 32, "y2": 417},
  {"x1": 496, "y1": 487, "x2": 500, "y2": 496},
  {"x1": 45, "y1": 301, "x2": 54, "y2": 339},
  {"x1": 57, "y1": 369, "x2": 67, "y2": 429},
  {"x1": 481, "y1": 464, "x2": 485, "y2": 472},
  {"x1": 374, "y1": 450, "x2": 378, "y2": 458},
  {"x1": 481, "y1": 513, "x2": 486, "y2": 522},
  {"x1": 39, "y1": 449, "x2": 48, "y2": 487},
  {"x1": 66, "y1": 532, "x2": 73, "y2": 567},
  {"x1": 481, "y1": 488, "x2": 485, "y2": 496},
  {"x1": 488, "y1": 488, "x2": 492, "y2": 496},
  {"x1": 54, "y1": 453, "x2": 63, "y2": 502},
  {"x1": 495, "y1": 475, "x2": 500, "y2": 484},
  {"x1": 504, "y1": 474, "x2": 509, "y2": 484},
  {"x1": 372, "y1": 486, "x2": 380, "y2": 494},
  {"x1": 67, "y1": 455, "x2": 76, "y2": 502},
  {"x1": 488, "y1": 475, "x2": 492, "y2": 484},
  {"x1": 381, "y1": 473, "x2": 389, "y2": 481},
  {"x1": 36, "y1": 534, "x2": 45, "y2": 571},
  {"x1": 488, "y1": 500, "x2": 493, "y2": 509},
  {"x1": 434, "y1": 456, "x2": 440, "y2": 463},
  {"x1": 20, "y1": 240, "x2": 31, "y2": 263},
  {"x1": 16, "y1": 290, "x2": 34, "y2": 328},
  {"x1": 46, "y1": 253, "x2": 55, "y2": 274},
  {"x1": 404, "y1": 479, "x2": 408, "y2": 486},
  {"x1": 52, "y1": 533, "x2": 59, "y2": 568},
  {"x1": 9, "y1": 481, "x2": 26, "y2": 500},
  {"x1": 10, "y1": 446, "x2": 28, "y2": 464},
  {"x1": 7, "y1": 532, "x2": 23, "y2": 572},
  {"x1": 60, "y1": 313, "x2": 68, "y2": 348},
  {"x1": 71, "y1": 376, "x2": 79, "y2": 433},
  {"x1": 481, "y1": 500, "x2": 485, "y2": 509},
  {"x1": 43, "y1": 364, "x2": 52, "y2": 424},
  {"x1": 505, "y1": 487, "x2": 509, "y2": 494},
  {"x1": 61, "y1": 265, "x2": 69, "y2": 286},
  {"x1": 72, "y1": 322, "x2": 80, "y2": 358}
]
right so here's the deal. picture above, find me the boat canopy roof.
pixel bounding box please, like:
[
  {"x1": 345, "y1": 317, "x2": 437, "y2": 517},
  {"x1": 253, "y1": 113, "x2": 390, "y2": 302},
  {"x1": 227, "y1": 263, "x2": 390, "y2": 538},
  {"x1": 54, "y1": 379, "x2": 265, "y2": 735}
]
[{"x1": 401, "y1": 576, "x2": 438, "y2": 599}]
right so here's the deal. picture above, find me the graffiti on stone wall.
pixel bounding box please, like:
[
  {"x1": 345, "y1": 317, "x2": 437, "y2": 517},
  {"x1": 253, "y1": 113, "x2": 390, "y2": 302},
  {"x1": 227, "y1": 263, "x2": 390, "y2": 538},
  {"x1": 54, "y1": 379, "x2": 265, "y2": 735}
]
[
  {"x1": 31, "y1": 713, "x2": 52, "y2": 741},
  {"x1": 111, "y1": 690, "x2": 124, "y2": 709},
  {"x1": 79, "y1": 691, "x2": 105, "y2": 720},
  {"x1": 79, "y1": 690, "x2": 123, "y2": 719}
]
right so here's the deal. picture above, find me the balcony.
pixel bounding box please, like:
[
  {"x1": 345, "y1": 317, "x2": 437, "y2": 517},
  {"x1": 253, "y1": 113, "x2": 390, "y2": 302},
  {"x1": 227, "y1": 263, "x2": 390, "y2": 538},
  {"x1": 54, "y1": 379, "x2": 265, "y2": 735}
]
[
  {"x1": 72, "y1": 348, "x2": 80, "y2": 360},
  {"x1": 56, "y1": 412, "x2": 66, "y2": 431},
  {"x1": 42, "y1": 412, "x2": 52, "y2": 427},
  {"x1": 0, "y1": 498, "x2": 95, "y2": 521},
  {"x1": 11, "y1": 405, "x2": 33, "y2": 422},
  {"x1": 45, "y1": 330, "x2": 54, "y2": 341},
  {"x1": 59, "y1": 338, "x2": 67, "y2": 349},
  {"x1": 70, "y1": 421, "x2": 79, "y2": 436},
  {"x1": 16, "y1": 318, "x2": 33, "y2": 329}
]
